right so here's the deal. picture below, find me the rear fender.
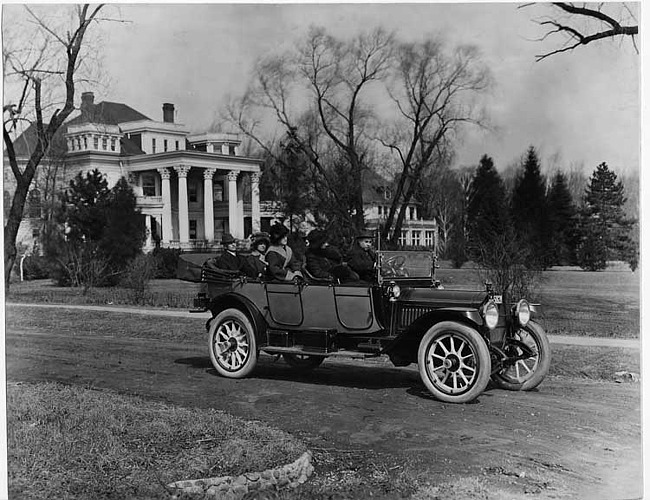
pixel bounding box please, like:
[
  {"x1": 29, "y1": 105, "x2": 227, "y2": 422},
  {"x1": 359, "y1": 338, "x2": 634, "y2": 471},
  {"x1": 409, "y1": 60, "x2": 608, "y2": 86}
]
[{"x1": 207, "y1": 293, "x2": 267, "y2": 344}]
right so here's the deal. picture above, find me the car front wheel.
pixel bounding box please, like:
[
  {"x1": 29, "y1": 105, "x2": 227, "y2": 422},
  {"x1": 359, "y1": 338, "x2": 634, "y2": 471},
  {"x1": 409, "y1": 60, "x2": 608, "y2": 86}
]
[
  {"x1": 418, "y1": 321, "x2": 492, "y2": 403},
  {"x1": 208, "y1": 308, "x2": 258, "y2": 378},
  {"x1": 492, "y1": 321, "x2": 550, "y2": 391},
  {"x1": 282, "y1": 354, "x2": 324, "y2": 370}
]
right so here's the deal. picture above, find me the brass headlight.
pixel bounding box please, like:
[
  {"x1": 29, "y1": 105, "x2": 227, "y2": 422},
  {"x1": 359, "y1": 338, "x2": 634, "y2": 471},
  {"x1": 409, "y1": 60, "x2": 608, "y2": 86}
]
[{"x1": 514, "y1": 299, "x2": 531, "y2": 327}]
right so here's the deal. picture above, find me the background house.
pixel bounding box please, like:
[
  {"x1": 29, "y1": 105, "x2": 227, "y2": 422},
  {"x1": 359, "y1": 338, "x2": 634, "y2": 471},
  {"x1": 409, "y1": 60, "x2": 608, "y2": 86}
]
[{"x1": 4, "y1": 92, "x2": 263, "y2": 254}]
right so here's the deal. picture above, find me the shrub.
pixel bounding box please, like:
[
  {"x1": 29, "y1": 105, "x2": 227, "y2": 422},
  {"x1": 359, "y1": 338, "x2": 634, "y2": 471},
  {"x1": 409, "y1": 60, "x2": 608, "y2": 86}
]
[
  {"x1": 151, "y1": 247, "x2": 182, "y2": 279},
  {"x1": 119, "y1": 254, "x2": 156, "y2": 304}
]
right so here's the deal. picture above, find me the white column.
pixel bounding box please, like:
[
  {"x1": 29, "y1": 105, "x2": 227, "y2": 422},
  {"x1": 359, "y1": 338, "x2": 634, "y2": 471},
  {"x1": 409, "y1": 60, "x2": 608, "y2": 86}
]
[
  {"x1": 203, "y1": 168, "x2": 216, "y2": 242},
  {"x1": 251, "y1": 172, "x2": 261, "y2": 233},
  {"x1": 145, "y1": 215, "x2": 153, "y2": 249},
  {"x1": 237, "y1": 176, "x2": 245, "y2": 238},
  {"x1": 227, "y1": 170, "x2": 239, "y2": 238},
  {"x1": 175, "y1": 165, "x2": 191, "y2": 243},
  {"x1": 158, "y1": 168, "x2": 173, "y2": 243}
]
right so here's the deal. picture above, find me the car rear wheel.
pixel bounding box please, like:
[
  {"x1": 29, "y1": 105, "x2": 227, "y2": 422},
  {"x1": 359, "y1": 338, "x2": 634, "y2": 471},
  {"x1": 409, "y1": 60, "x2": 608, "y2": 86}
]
[
  {"x1": 282, "y1": 354, "x2": 324, "y2": 370},
  {"x1": 208, "y1": 308, "x2": 258, "y2": 378},
  {"x1": 418, "y1": 321, "x2": 491, "y2": 403},
  {"x1": 492, "y1": 321, "x2": 551, "y2": 391}
]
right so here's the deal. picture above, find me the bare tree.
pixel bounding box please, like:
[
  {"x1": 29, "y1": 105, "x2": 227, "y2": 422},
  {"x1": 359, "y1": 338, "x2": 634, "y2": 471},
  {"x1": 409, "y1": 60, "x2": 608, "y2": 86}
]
[
  {"x1": 380, "y1": 39, "x2": 490, "y2": 245},
  {"x1": 528, "y1": 2, "x2": 639, "y2": 61},
  {"x1": 3, "y1": 4, "x2": 104, "y2": 287},
  {"x1": 223, "y1": 27, "x2": 394, "y2": 237}
]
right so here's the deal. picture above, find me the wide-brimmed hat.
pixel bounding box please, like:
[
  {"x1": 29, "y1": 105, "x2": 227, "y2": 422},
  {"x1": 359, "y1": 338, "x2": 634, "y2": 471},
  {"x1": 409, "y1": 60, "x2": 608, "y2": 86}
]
[
  {"x1": 222, "y1": 233, "x2": 236, "y2": 245},
  {"x1": 307, "y1": 229, "x2": 328, "y2": 249},
  {"x1": 269, "y1": 223, "x2": 289, "y2": 244},
  {"x1": 251, "y1": 232, "x2": 270, "y2": 249},
  {"x1": 356, "y1": 231, "x2": 374, "y2": 240}
]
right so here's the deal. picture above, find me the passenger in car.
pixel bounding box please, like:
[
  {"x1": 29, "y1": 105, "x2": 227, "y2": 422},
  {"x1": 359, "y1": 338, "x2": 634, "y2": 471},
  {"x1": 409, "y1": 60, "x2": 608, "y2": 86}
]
[
  {"x1": 305, "y1": 229, "x2": 360, "y2": 283},
  {"x1": 210, "y1": 233, "x2": 244, "y2": 271},
  {"x1": 266, "y1": 223, "x2": 304, "y2": 281},
  {"x1": 243, "y1": 232, "x2": 270, "y2": 279},
  {"x1": 347, "y1": 231, "x2": 377, "y2": 282}
]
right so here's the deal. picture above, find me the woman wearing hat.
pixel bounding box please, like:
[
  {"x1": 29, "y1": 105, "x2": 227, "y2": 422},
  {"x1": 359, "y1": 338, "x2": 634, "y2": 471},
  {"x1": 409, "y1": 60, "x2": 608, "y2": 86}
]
[
  {"x1": 305, "y1": 229, "x2": 359, "y2": 282},
  {"x1": 242, "y1": 232, "x2": 270, "y2": 278},
  {"x1": 265, "y1": 223, "x2": 303, "y2": 281}
]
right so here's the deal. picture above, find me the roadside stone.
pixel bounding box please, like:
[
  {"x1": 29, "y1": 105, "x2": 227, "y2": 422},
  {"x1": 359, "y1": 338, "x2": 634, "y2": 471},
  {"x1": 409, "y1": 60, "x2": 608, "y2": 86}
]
[{"x1": 166, "y1": 451, "x2": 314, "y2": 497}]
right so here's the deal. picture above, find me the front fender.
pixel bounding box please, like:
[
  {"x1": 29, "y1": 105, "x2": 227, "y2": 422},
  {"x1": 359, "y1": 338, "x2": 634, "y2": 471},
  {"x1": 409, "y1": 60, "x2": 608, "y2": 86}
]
[
  {"x1": 383, "y1": 308, "x2": 486, "y2": 358},
  {"x1": 208, "y1": 293, "x2": 268, "y2": 344}
]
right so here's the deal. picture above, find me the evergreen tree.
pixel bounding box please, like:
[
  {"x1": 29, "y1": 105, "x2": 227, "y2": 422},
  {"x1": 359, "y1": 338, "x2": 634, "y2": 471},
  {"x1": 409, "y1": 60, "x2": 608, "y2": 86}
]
[
  {"x1": 577, "y1": 162, "x2": 636, "y2": 271},
  {"x1": 511, "y1": 146, "x2": 549, "y2": 268},
  {"x1": 467, "y1": 155, "x2": 510, "y2": 242},
  {"x1": 63, "y1": 169, "x2": 110, "y2": 244},
  {"x1": 100, "y1": 177, "x2": 146, "y2": 272},
  {"x1": 546, "y1": 171, "x2": 578, "y2": 266},
  {"x1": 51, "y1": 170, "x2": 145, "y2": 286}
]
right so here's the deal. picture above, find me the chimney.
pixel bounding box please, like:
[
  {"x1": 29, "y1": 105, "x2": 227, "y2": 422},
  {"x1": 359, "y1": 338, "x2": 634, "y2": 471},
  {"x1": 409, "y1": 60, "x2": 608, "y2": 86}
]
[
  {"x1": 162, "y1": 103, "x2": 175, "y2": 123},
  {"x1": 80, "y1": 92, "x2": 94, "y2": 114}
]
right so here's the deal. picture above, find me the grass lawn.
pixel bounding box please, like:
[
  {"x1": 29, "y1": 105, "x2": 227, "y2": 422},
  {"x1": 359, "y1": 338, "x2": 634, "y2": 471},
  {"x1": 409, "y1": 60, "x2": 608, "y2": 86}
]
[
  {"x1": 6, "y1": 382, "x2": 306, "y2": 500},
  {"x1": 7, "y1": 261, "x2": 640, "y2": 338}
]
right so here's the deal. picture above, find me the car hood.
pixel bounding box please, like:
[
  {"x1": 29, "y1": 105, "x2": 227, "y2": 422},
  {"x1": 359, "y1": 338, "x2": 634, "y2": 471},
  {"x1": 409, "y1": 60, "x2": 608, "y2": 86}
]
[{"x1": 397, "y1": 287, "x2": 488, "y2": 309}]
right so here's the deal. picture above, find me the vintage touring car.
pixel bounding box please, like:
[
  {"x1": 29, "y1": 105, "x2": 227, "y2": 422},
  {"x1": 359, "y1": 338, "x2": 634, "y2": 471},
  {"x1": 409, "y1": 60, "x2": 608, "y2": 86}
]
[{"x1": 178, "y1": 250, "x2": 550, "y2": 404}]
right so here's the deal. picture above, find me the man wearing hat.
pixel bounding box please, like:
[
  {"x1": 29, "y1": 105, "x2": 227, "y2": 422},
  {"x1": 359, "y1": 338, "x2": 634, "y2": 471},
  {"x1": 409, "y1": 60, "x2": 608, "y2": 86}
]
[
  {"x1": 213, "y1": 233, "x2": 243, "y2": 271},
  {"x1": 346, "y1": 231, "x2": 377, "y2": 282},
  {"x1": 242, "y1": 232, "x2": 270, "y2": 278},
  {"x1": 305, "y1": 229, "x2": 359, "y2": 282},
  {"x1": 266, "y1": 223, "x2": 303, "y2": 281}
]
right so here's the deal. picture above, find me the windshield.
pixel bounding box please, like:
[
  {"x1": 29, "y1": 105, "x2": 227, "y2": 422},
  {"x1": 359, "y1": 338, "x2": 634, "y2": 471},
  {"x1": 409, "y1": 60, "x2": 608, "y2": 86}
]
[{"x1": 378, "y1": 251, "x2": 434, "y2": 278}]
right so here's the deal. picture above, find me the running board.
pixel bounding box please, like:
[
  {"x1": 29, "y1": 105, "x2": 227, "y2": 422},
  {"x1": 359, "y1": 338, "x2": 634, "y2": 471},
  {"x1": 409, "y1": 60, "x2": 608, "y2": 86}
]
[{"x1": 261, "y1": 346, "x2": 381, "y2": 359}]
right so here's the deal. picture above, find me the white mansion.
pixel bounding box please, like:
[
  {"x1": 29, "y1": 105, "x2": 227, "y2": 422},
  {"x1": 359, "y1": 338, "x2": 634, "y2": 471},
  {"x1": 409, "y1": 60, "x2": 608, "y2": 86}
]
[{"x1": 5, "y1": 92, "x2": 264, "y2": 252}]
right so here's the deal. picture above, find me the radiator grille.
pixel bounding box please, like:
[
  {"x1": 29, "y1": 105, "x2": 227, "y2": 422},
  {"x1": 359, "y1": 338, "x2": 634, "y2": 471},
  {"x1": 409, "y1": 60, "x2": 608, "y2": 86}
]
[{"x1": 399, "y1": 305, "x2": 436, "y2": 329}]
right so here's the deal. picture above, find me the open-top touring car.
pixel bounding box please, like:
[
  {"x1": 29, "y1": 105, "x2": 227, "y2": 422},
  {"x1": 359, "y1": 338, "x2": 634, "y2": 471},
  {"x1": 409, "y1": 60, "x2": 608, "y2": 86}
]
[{"x1": 178, "y1": 250, "x2": 550, "y2": 403}]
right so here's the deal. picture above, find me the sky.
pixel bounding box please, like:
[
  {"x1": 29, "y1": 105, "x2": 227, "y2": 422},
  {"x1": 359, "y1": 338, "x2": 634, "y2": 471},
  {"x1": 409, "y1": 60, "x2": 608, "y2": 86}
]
[{"x1": 2, "y1": 2, "x2": 641, "y2": 175}]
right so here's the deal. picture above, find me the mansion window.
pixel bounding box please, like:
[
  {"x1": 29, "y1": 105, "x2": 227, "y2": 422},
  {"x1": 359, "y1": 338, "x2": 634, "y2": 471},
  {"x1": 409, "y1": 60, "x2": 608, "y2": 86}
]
[
  {"x1": 152, "y1": 138, "x2": 156, "y2": 153},
  {"x1": 110, "y1": 138, "x2": 116, "y2": 151},
  {"x1": 164, "y1": 139, "x2": 168, "y2": 152},
  {"x1": 175, "y1": 140, "x2": 180, "y2": 151},
  {"x1": 102, "y1": 137, "x2": 107, "y2": 150},
  {"x1": 398, "y1": 230, "x2": 408, "y2": 246},
  {"x1": 76, "y1": 137, "x2": 82, "y2": 150},
  {"x1": 189, "y1": 220, "x2": 197, "y2": 240},
  {"x1": 409, "y1": 206, "x2": 415, "y2": 220},
  {"x1": 93, "y1": 136, "x2": 99, "y2": 149},
  {"x1": 213, "y1": 181, "x2": 224, "y2": 202},
  {"x1": 142, "y1": 173, "x2": 157, "y2": 197},
  {"x1": 84, "y1": 137, "x2": 88, "y2": 149},
  {"x1": 412, "y1": 230, "x2": 421, "y2": 247},
  {"x1": 189, "y1": 181, "x2": 198, "y2": 203},
  {"x1": 425, "y1": 231, "x2": 435, "y2": 247}
]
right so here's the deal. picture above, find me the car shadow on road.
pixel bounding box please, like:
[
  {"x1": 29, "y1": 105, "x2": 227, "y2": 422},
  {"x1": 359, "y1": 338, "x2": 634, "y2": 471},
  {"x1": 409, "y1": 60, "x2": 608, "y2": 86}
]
[{"x1": 175, "y1": 355, "x2": 421, "y2": 391}]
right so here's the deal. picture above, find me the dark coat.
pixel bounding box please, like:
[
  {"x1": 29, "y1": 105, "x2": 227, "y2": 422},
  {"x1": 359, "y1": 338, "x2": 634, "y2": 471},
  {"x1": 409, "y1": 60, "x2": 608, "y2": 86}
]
[
  {"x1": 346, "y1": 244, "x2": 376, "y2": 281},
  {"x1": 266, "y1": 245, "x2": 302, "y2": 281},
  {"x1": 214, "y1": 250, "x2": 243, "y2": 271},
  {"x1": 242, "y1": 253, "x2": 267, "y2": 278},
  {"x1": 306, "y1": 246, "x2": 359, "y2": 282}
]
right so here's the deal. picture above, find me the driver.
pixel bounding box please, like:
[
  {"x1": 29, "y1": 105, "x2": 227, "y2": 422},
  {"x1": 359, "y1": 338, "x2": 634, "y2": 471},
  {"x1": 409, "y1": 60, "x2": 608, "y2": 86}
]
[{"x1": 346, "y1": 231, "x2": 377, "y2": 282}]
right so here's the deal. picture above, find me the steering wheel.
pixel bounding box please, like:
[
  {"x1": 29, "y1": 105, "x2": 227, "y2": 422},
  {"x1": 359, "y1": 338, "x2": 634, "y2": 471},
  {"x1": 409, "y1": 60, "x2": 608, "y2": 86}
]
[{"x1": 382, "y1": 255, "x2": 408, "y2": 277}]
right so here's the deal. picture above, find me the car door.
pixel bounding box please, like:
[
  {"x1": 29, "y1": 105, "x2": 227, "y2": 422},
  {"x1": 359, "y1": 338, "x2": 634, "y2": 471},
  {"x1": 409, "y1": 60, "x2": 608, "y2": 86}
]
[{"x1": 264, "y1": 282, "x2": 303, "y2": 326}]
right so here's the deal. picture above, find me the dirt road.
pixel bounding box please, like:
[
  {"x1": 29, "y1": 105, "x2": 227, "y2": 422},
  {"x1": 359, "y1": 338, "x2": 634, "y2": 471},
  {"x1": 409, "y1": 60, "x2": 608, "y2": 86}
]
[{"x1": 4, "y1": 304, "x2": 643, "y2": 499}]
